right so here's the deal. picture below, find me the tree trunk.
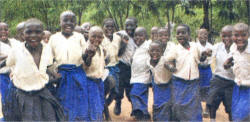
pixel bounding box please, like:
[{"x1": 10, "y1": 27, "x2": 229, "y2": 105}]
[
  {"x1": 246, "y1": 0, "x2": 250, "y2": 33},
  {"x1": 202, "y1": 0, "x2": 210, "y2": 31}
]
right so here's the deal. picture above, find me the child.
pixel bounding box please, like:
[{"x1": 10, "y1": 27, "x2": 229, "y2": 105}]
[
  {"x1": 224, "y1": 23, "x2": 250, "y2": 121},
  {"x1": 148, "y1": 41, "x2": 172, "y2": 121},
  {"x1": 114, "y1": 17, "x2": 137, "y2": 115},
  {"x1": 0, "y1": 22, "x2": 20, "y2": 120},
  {"x1": 130, "y1": 27, "x2": 151, "y2": 120},
  {"x1": 150, "y1": 26, "x2": 158, "y2": 41},
  {"x1": 157, "y1": 27, "x2": 175, "y2": 56},
  {"x1": 165, "y1": 24, "x2": 210, "y2": 121},
  {"x1": 2, "y1": 18, "x2": 64, "y2": 121},
  {"x1": 49, "y1": 11, "x2": 88, "y2": 121},
  {"x1": 15, "y1": 21, "x2": 25, "y2": 42},
  {"x1": 81, "y1": 22, "x2": 92, "y2": 41},
  {"x1": 82, "y1": 26, "x2": 105, "y2": 121},
  {"x1": 207, "y1": 25, "x2": 235, "y2": 121},
  {"x1": 196, "y1": 28, "x2": 213, "y2": 117},
  {"x1": 42, "y1": 30, "x2": 51, "y2": 44},
  {"x1": 101, "y1": 18, "x2": 122, "y2": 120}
]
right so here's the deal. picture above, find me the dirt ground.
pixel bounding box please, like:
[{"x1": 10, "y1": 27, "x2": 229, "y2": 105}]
[{"x1": 108, "y1": 88, "x2": 229, "y2": 121}]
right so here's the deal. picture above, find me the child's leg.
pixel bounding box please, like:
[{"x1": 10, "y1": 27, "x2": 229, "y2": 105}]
[
  {"x1": 130, "y1": 83, "x2": 150, "y2": 120},
  {"x1": 222, "y1": 82, "x2": 234, "y2": 121}
]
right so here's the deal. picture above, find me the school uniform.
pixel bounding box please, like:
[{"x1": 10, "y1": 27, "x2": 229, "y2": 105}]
[
  {"x1": 206, "y1": 42, "x2": 235, "y2": 119},
  {"x1": 101, "y1": 33, "x2": 121, "y2": 97},
  {"x1": 230, "y1": 43, "x2": 250, "y2": 121},
  {"x1": 82, "y1": 41, "x2": 106, "y2": 121},
  {"x1": 49, "y1": 32, "x2": 88, "y2": 121},
  {"x1": 116, "y1": 30, "x2": 137, "y2": 102},
  {"x1": 3, "y1": 42, "x2": 64, "y2": 121},
  {"x1": 165, "y1": 42, "x2": 202, "y2": 121},
  {"x1": 130, "y1": 40, "x2": 151, "y2": 119},
  {"x1": 148, "y1": 56, "x2": 172, "y2": 121},
  {"x1": 0, "y1": 38, "x2": 20, "y2": 119},
  {"x1": 196, "y1": 41, "x2": 213, "y2": 101}
]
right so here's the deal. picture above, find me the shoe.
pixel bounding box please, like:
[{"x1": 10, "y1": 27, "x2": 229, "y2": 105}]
[{"x1": 114, "y1": 100, "x2": 121, "y2": 115}]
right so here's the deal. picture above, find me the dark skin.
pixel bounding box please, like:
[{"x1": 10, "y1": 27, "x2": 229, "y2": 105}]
[
  {"x1": 151, "y1": 27, "x2": 158, "y2": 41},
  {"x1": 125, "y1": 19, "x2": 137, "y2": 38},
  {"x1": 149, "y1": 43, "x2": 163, "y2": 67},
  {"x1": 133, "y1": 27, "x2": 147, "y2": 47},
  {"x1": 197, "y1": 29, "x2": 208, "y2": 46},
  {"x1": 60, "y1": 14, "x2": 76, "y2": 38},
  {"x1": 158, "y1": 28, "x2": 170, "y2": 50},
  {"x1": 103, "y1": 20, "x2": 115, "y2": 41},
  {"x1": 0, "y1": 23, "x2": 10, "y2": 61},
  {"x1": 83, "y1": 29, "x2": 104, "y2": 66},
  {"x1": 81, "y1": 22, "x2": 91, "y2": 40},
  {"x1": 23, "y1": 22, "x2": 44, "y2": 68},
  {"x1": 221, "y1": 27, "x2": 233, "y2": 53}
]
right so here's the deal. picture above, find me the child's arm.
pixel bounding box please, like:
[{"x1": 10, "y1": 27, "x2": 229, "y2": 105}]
[
  {"x1": 117, "y1": 32, "x2": 129, "y2": 57},
  {"x1": 82, "y1": 44, "x2": 96, "y2": 67},
  {"x1": 103, "y1": 49, "x2": 110, "y2": 65},
  {"x1": 164, "y1": 60, "x2": 177, "y2": 73},
  {"x1": 223, "y1": 57, "x2": 234, "y2": 69}
]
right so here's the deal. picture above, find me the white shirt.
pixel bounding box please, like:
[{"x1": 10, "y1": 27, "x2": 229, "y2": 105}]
[
  {"x1": 118, "y1": 30, "x2": 137, "y2": 66},
  {"x1": 163, "y1": 41, "x2": 176, "y2": 56},
  {"x1": 196, "y1": 41, "x2": 213, "y2": 65},
  {"x1": 49, "y1": 32, "x2": 87, "y2": 67},
  {"x1": 0, "y1": 38, "x2": 20, "y2": 73},
  {"x1": 148, "y1": 57, "x2": 172, "y2": 84},
  {"x1": 213, "y1": 42, "x2": 234, "y2": 80},
  {"x1": 82, "y1": 42, "x2": 105, "y2": 79},
  {"x1": 130, "y1": 40, "x2": 152, "y2": 84},
  {"x1": 6, "y1": 43, "x2": 53, "y2": 91},
  {"x1": 164, "y1": 42, "x2": 200, "y2": 80},
  {"x1": 230, "y1": 42, "x2": 250, "y2": 86},
  {"x1": 101, "y1": 33, "x2": 121, "y2": 67}
]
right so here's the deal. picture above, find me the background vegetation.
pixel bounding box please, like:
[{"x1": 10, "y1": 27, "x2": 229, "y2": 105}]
[{"x1": 0, "y1": 0, "x2": 249, "y2": 42}]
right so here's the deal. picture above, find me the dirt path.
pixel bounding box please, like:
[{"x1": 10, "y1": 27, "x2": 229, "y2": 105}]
[{"x1": 109, "y1": 88, "x2": 229, "y2": 121}]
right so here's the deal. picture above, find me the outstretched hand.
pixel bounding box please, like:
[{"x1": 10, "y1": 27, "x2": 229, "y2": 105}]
[{"x1": 223, "y1": 57, "x2": 234, "y2": 69}]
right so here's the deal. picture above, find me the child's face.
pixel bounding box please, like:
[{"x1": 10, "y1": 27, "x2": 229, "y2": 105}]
[
  {"x1": 103, "y1": 20, "x2": 115, "y2": 39},
  {"x1": 233, "y1": 28, "x2": 249, "y2": 52},
  {"x1": 198, "y1": 29, "x2": 208, "y2": 44},
  {"x1": 158, "y1": 29, "x2": 169, "y2": 45},
  {"x1": 60, "y1": 14, "x2": 76, "y2": 35},
  {"x1": 149, "y1": 43, "x2": 162, "y2": 61},
  {"x1": 134, "y1": 29, "x2": 146, "y2": 47},
  {"x1": 89, "y1": 31, "x2": 104, "y2": 47},
  {"x1": 221, "y1": 30, "x2": 233, "y2": 49},
  {"x1": 24, "y1": 23, "x2": 44, "y2": 48},
  {"x1": 0, "y1": 23, "x2": 9, "y2": 42},
  {"x1": 42, "y1": 32, "x2": 51, "y2": 43},
  {"x1": 176, "y1": 26, "x2": 190, "y2": 46},
  {"x1": 125, "y1": 19, "x2": 136, "y2": 37},
  {"x1": 151, "y1": 28, "x2": 158, "y2": 41}
]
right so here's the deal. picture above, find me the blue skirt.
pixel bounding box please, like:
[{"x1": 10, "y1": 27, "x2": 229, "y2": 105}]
[
  {"x1": 152, "y1": 81, "x2": 172, "y2": 121},
  {"x1": 0, "y1": 73, "x2": 10, "y2": 104},
  {"x1": 130, "y1": 83, "x2": 150, "y2": 117},
  {"x1": 106, "y1": 65, "x2": 120, "y2": 94},
  {"x1": 56, "y1": 64, "x2": 88, "y2": 121},
  {"x1": 171, "y1": 76, "x2": 202, "y2": 121},
  {"x1": 232, "y1": 85, "x2": 250, "y2": 121},
  {"x1": 199, "y1": 65, "x2": 212, "y2": 88}
]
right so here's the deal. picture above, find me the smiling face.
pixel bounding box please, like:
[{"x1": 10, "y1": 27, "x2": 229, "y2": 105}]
[
  {"x1": 233, "y1": 28, "x2": 249, "y2": 52},
  {"x1": 0, "y1": 23, "x2": 9, "y2": 42},
  {"x1": 221, "y1": 26, "x2": 233, "y2": 50},
  {"x1": 149, "y1": 42, "x2": 163, "y2": 62},
  {"x1": 176, "y1": 25, "x2": 190, "y2": 46},
  {"x1": 151, "y1": 27, "x2": 158, "y2": 41},
  {"x1": 89, "y1": 27, "x2": 104, "y2": 47},
  {"x1": 134, "y1": 27, "x2": 147, "y2": 47},
  {"x1": 125, "y1": 19, "x2": 137, "y2": 37},
  {"x1": 23, "y1": 22, "x2": 44, "y2": 48},
  {"x1": 103, "y1": 20, "x2": 115, "y2": 40},
  {"x1": 198, "y1": 29, "x2": 208, "y2": 44},
  {"x1": 158, "y1": 28, "x2": 169, "y2": 45},
  {"x1": 60, "y1": 14, "x2": 76, "y2": 37}
]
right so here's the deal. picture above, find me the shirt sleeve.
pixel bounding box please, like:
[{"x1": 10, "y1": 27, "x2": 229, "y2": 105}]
[
  {"x1": 164, "y1": 45, "x2": 177, "y2": 61},
  {"x1": 6, "y1": 48, "x2": 16, "y2": 67}
]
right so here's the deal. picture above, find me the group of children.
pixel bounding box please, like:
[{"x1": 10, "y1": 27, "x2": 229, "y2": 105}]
[{"x1": 0, "y1": 10, "x2": 249, "y2": 121}]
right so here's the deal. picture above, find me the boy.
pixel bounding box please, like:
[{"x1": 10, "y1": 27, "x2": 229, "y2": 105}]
[
  {"x1": 224, "y1": 23, "x2": 250, "y2": 121},
  {"x1": 148, "y1": 41, "x2": 172, "y2": 121},
  {"x1": 150, "y1": 26, "x2": 158, "y2": 41},
  {"x1": 157, "y1": 27, "x2": 175, "y2": 56},
  {"x1": 42, "y1": 30, "x2": 51, "y2": 44},
  {"x1": 207, "y1": 25, "x2": 235, "y2": 121},
  {"x1": 82, "y1": 26, "x2": 106, "y2": 121},
  {"x1": 2, "y1": 18, "x2": 64, "y2": 121},
  {"x1": 165, "y1": 24, "x2": 210, "y2": 121},
  {"x1": 49, "y1": 11, "x2": 87, "y2": 121},
  {"x1": 81, "y1": 22, "x2": 92, "y2": 41},
  {"x1": 196, "y1": 28, "x2": 213, "y2": 117},
  {"x1": 114, "y1": 17, "x2": 137, "y2": 115},
  {"x1": 130, "y1": 27, "x2": 151, "y2": 120}
]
